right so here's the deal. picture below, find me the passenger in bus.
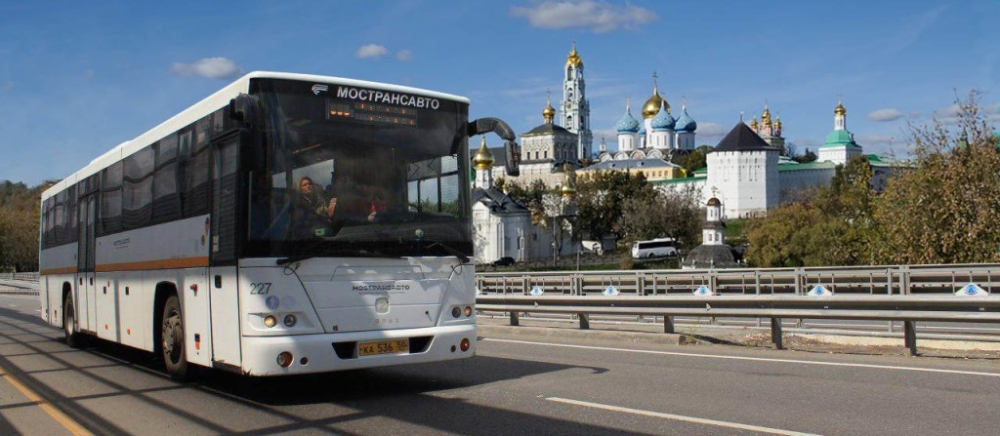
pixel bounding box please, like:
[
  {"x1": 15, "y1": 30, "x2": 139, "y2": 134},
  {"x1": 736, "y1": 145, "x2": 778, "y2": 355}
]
[{"x1": 293, "y1": 177, "x2": 337, "y2": 236}]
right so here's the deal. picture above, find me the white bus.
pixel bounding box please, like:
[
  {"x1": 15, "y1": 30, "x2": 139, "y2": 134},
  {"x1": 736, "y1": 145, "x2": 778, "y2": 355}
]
[
  {"x1": 631, "y1": 238, "x2": 679, "y2": 259},
  {"x1": 39, "y1": 72, "x2": 518, "y2": 379}
]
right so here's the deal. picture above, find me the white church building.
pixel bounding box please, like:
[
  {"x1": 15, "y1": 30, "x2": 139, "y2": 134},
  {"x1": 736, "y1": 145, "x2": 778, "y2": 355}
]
[{"x1": 472, "y1": 44, "x2": 900, "y2": 263}]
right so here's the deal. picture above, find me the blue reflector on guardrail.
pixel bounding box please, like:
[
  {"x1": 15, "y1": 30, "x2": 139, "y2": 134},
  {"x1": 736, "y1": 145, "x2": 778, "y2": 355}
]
[{"x1": 955, "y1": 283, "x2": 989, "y2": 296}]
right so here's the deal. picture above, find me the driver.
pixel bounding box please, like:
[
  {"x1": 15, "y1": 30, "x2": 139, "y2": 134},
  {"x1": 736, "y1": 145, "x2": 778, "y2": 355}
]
[{"x1": 293, "y1": 177, "x2": 337, "y2": 235}]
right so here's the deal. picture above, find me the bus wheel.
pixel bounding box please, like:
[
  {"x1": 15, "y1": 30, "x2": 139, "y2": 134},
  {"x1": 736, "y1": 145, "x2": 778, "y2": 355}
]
[
  {"x1": 63, "y1": 296, "x2": 81, "y2": 348},
  {"x1": 161, "y1": 295, "x2": 190, "y2": 380}
]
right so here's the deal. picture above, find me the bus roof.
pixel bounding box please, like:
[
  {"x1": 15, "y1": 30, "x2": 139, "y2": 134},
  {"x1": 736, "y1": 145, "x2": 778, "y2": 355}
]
[{"x1": 42, "y1": 72, "x2": 470, "y2": 200}]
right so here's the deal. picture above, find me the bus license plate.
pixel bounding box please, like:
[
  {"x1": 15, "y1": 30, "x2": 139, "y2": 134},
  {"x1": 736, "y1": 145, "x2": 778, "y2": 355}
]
[{"x1": 359, "y1": 339, "x2": 409, "y2": 356}]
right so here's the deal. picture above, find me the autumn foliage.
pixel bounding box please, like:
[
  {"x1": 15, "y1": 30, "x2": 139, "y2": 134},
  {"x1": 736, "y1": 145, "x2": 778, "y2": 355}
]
[{"x1": 746, "y1": 92, "x2": 1000, "y2": 267}]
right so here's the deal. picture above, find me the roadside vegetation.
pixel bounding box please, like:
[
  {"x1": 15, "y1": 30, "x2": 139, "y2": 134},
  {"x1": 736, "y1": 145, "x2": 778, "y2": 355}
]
[
  {"x1": 745, "y1": 92, "x2": 1000, "y2": 267},
  {"x1": 0, "y1": 181, "x2": 46, "y2": 272}
]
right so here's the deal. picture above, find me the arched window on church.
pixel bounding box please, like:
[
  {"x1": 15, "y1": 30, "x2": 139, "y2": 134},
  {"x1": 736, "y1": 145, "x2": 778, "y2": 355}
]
[{"x1": 566, "y1": 66, "x2": 572, "y2": 80}]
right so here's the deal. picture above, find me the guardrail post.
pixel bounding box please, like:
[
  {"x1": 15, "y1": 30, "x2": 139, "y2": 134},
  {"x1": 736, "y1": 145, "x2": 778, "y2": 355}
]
[
  {"x1": 904, "y1": 321, "x2": 917, "y2": 356},
  {"x1": 770, "y1": 318, "x2": 783, "y2": 350},
  {"x1": 664, "y1": 315, "x2": 675, "y2": 333},
  {"x1": 578, "y1": 313, "x2": 590, "y2": 330},
  {"x1": 509, "y1": 310, "x2": 520, "y2": 326}
]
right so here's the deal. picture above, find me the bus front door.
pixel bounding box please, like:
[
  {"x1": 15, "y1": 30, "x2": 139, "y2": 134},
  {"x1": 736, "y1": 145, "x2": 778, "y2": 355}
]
[{"x1": 77, "y1": 194, "x2": 97, "y2": 333}]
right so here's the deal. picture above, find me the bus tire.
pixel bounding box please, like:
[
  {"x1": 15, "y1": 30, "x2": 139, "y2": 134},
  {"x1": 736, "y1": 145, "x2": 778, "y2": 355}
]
[
  {"x1": 161, "y1": 295, "x2": 190, "y2": 380},
  {"x1": 63, "y1": 296, "x2": 81, "y2": 348}
]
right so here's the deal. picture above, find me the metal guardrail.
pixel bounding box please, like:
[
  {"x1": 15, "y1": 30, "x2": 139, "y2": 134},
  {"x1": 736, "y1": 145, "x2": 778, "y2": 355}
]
[
  {"x1": 476, "y1": 264, "x2": 1000, "y2": 296},
  {"x1": 476, "y1": 264, "x2": 1000, "y2": 355},
  {"x1": 475, "y1": 294, "x2": 1000, "y2": 355},
  {"x1": 0, "y1": 272, "x2": 39, "y2": 282}
]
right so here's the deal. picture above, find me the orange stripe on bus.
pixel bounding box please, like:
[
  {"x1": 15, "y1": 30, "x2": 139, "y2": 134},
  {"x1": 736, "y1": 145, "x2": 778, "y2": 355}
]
[
  {"x1": 39, "y1": 267, "x2": 78, "y2": 275},
  {"x1": 95, "y1": 257, "x2": 210, "y2": 272}
]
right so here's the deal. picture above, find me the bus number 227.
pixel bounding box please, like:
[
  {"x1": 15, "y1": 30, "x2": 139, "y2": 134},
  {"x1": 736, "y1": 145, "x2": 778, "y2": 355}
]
[{"x1": 250, "y1": 283, "x2": 272, "y2": 295}]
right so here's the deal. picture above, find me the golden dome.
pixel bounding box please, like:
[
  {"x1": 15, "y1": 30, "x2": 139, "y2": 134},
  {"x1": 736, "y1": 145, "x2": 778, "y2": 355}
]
[
  {"x1": 561, "y1": 163, "x2": 577, "y2": 197},
  {"x1": 642, "y1": 87, "x2": 669, "y2": 119},
  {"x1": 566, "y1": 45, "x2": 583, "y2": 67},
  {"x1": 542, "y1": 97, "x2": 556, "y2": 122},
  {"x1": 834, "y1": 102, "x2": 846, "y2": 116},
  {"x1": 774, "y1": 116, "x2": 782, "y2": 129},
  {"x1": 473, "y1": 136, "x2": 494, "y2": 170},
  {"x1": 751, "y1": 117, "x2": 759, "y2": 130},
  {"x1": 761, "y1": 104, "x2": 772, "y2": 124}
]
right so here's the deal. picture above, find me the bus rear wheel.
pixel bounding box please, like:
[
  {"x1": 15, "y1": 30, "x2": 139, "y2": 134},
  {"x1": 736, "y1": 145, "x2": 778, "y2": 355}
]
[
  {"x1": 63, "y1": 296, "x2": 81, "y2": 348},
  {"x1": 161, "y1": 295, "x2": 190, "y2": 380}
]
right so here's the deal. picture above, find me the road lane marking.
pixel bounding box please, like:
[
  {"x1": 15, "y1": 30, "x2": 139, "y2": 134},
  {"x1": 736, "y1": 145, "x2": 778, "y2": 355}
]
[
  {"x1": 0, "y1": 367, "x2": 93, "y2": 436},
  {"x1": 547, "y1": 397, "x2": 821, "y2": 436},
  {"x1": 484, "y1": 338, "x2": 1000, "y2": 378}
]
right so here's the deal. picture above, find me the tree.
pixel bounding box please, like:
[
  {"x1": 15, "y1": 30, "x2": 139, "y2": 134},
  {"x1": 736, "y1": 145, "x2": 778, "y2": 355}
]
[
  {"x1": 794, "y1": 149, "x2": 818, "y2": 163},
  {"x1": 0, "y1": 181, "x2": 43, "y2": 272},
  {"x1": 870, "y1": 91, "x2": 1000, "y2": 264},
  {"x1": 745, "y1": 155, "x2": 876, "y2": 267},
  {"x1": 615, "y1": 185, "x2": 702, "y2": 250},
  {"x1": 671, "y1": 145, "x2": 713, "y2": 176},
  {"x1": 574, "y1": 170, "x2": 655, "y2": 243},
  {"x1": 744, "y1": 201, "x2": 829, "y2": 267}
]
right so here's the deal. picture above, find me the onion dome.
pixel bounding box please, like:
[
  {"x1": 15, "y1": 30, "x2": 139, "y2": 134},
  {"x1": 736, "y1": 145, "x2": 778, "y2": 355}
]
[
  {"x1": 650, "y1": 102, "x2": 676, "y2": 131},
  {"x1": 560, "y1": 180, "x2": 577, "y2": 197},
  {"x1": 566, "y1": 45, "x2": 583, "y2": 68},
  {"x1": 674, "y1": 105, "x2": 697, "y2": 132},
  {"x1": 642, "y1": 86, "x2": 669, "y2": 119},
  {"x1": 750, "y1": 116, "x2": 759, "y2": 131},
  {"x1": 834, "y1": 102, "x2": 846, "y2": 116},
  {"x1": 761, "y1": 104, "x2": 772, "y2": 126},
  {"x1": 542, "y1": 96, "x2": 556, "y2": 123},
  {"x1": 774, "y1": 116, "x2": 782, "y2": 130},
  {"x1": 561, "y1": 163, "x2": 577, "y2": 198},
  {"x1": 616, "y1": 99, "x2": 640, "y2": 133},
  {"x1": 473, "y1": 136, "x2": 494, "y2": 170}
]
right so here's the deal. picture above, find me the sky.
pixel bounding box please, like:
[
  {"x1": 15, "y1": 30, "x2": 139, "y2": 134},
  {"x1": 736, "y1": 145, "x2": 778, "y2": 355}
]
[{"x1": 2, "y1": 1, "x2": 999, "y2": 186}]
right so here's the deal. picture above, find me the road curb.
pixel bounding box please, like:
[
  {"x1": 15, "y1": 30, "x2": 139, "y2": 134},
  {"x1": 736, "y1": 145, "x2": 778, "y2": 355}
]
[{"x1": 477, "y1": 324, "x2": 686, "y2": 347}]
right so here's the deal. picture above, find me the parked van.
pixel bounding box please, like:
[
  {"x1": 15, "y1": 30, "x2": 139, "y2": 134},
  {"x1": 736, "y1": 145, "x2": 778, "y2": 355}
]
[{"x1": 631, "y1": 238, "x2": 678, "y2": 259}]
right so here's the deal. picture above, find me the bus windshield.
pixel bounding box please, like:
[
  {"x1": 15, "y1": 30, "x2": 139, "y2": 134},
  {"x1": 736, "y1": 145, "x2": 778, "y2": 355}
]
[{"x1": 247, "y1": 78, "x2": 472, "y2": 260}]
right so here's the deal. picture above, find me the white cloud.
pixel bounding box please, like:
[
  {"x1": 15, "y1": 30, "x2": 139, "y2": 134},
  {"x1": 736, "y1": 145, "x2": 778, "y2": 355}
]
[
  {"x1": 867, "y1": 108, "x2": 903, "y2": 122},
  {"x1": 396, "y1": 50, "x2": 413, "y2": 61},
  {"x1": 510, "y1": 1, "x2": 656, "y2": 33},
  {"x1": 171, "y1": 57, "x2": 243, "y2": 80},
  {"x1": 696, "y1": 122, "x2": 726, "y2": 140},
  {"x1": 356, "y1": 44, "x2": 389, "y2": 59}
]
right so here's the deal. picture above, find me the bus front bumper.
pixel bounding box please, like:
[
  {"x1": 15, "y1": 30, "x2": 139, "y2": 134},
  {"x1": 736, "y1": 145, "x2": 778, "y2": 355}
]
[{"x1": 233, "y1": 324, "x2": 476, "y2": 376}]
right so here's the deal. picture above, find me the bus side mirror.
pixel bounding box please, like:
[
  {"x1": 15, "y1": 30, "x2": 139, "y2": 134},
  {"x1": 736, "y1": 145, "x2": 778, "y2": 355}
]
[
  {"x1": 504, "y1": 140, "x2": 520, "y2": 177},
  {"x1": 229, "y1": 94, "x2": 261, "y2": 126}
]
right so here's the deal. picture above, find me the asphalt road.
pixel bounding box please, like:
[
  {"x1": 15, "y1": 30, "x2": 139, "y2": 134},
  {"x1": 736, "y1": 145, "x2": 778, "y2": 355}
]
[{"x1": 2, "y1": 293, "x2": 999, "y2": 435}]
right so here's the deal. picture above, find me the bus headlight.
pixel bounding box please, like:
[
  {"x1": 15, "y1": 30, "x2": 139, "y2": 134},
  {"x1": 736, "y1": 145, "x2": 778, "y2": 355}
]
[
  {"x1": 264, "y1": 315, "x2": 278, "y2": 328},
  {"x1": 464, "y1": 306, "x2": 473, "y2": 317},
  {"x1": 451, "y1": 306, "x2": 461, "y2": 318},
  {"x1": 283, "y1": 314, "x2": 297, "y2": 327}
]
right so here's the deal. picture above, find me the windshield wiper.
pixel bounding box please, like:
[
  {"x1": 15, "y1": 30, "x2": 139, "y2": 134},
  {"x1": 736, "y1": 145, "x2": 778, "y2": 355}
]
[{"x1": 423, "y1": 241, "x2": 470, "y2": 264}]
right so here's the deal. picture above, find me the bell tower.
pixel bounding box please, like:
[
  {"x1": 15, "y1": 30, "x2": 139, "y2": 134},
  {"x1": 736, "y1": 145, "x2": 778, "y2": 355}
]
[{"x1": 561, "y1": 42, "x2": 593, "y2": 162}]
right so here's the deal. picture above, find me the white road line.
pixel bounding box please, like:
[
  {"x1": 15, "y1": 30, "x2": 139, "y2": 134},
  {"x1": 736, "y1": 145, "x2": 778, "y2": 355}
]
[
  {"x1": 484, "y1": 338, "x2": 1000, "y2": 378},
  {"x1": 547, "y1": 397, "x2": 820, "y2": 436}
]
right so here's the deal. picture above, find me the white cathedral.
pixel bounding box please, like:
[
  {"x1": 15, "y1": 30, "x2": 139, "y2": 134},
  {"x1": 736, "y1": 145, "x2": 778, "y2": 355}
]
[{"x1": 473, "y1": 45, "x2": 896, "y2": 264}]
